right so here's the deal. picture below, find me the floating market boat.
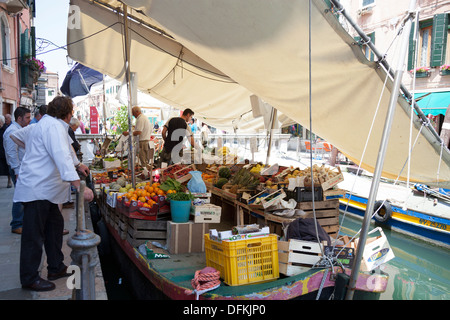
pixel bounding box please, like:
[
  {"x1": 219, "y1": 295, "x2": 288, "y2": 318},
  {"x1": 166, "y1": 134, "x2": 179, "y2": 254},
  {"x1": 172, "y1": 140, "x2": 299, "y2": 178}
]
[
  {"x1": 96, "y1": 192, "x2": 388, "y2": 300},
  {"x1": 68, "y1": 0, "x2": 450, "y2": 300}
]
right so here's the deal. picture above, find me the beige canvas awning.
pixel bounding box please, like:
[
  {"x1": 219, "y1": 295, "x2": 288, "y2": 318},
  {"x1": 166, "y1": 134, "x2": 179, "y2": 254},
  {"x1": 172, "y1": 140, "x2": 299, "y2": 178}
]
[{"x1": 67, "y1": 0, "x2": 450, "y2": 186}]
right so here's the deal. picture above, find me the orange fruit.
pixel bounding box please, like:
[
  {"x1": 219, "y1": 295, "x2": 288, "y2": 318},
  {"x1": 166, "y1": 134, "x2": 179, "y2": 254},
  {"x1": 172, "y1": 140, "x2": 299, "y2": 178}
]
[
  {"x1": 150, "y1": 192, "x2": 156, "y2": 197},
  {"x1": 148, "y1": 187, "x2": 154, "y2": 193},
  {"x1": 139, "y1": 196, "x2": 146, "y2": 202},
  {"x1": 157, "y1": 190, "x2": 164, "y2": 196}
]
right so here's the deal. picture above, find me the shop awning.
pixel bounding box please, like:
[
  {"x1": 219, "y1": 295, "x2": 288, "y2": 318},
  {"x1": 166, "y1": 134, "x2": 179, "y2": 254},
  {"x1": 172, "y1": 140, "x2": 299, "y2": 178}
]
[
  {"x1": 67, "y1": 0, "x2": 450, "y2": 187},
  {"x1": 415, "y1": 91, "x2": 450, "y2": 116}
]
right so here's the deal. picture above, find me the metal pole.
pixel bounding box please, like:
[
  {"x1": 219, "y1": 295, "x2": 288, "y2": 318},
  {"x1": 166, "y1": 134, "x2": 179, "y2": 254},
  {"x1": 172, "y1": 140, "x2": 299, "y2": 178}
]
[
  {"x1": 266, "y1": 108, "x2": 277, "y2": 165},
  {"x1": 122, "y1": 4, "x2": 136, "y2": 188},
  {"x1": 67, "y1": 181, "x2": 101, "y2": 300},
  {"x1": 102, "y1": 74, "x2": 107, "y2": 135},
  {"x1": 345, "y1": 0, "x2": 416, "y2": 300}
]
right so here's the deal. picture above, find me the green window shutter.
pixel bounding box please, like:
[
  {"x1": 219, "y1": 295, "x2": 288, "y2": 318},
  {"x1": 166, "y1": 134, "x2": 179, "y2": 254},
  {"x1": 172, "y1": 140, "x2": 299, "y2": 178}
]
[
  {"x1": 407, "y1": 21, "x2": 416, "y2": 71},
  {"x1": 20, "y1": 29, "x2": 30, "y2": 58},
  {"x1": 430, "y1": 13, "x2": 448, "y2": 67},
  {"x1": 369, "y1": 32, "x2": 375, "y2": 61}
]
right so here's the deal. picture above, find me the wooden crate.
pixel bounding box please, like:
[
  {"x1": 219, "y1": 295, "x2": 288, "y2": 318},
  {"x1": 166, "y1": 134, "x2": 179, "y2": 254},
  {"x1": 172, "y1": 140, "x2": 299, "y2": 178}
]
[
  {"x1": 278, "y1": 239, "x2": 323, "y2": 276},
  {"x1": 265, "y1": 199, "x2": 340, "y2": 239},
  {"x1": 123, "y1": 218, "x2": 168, "y2": 247}
]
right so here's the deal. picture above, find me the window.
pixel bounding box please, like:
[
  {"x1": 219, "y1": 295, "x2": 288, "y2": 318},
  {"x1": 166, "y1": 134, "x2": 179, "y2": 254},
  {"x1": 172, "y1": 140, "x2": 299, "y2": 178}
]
[
  {"x1": 0, "y1": 14, "x2": 11, "y2": 67},
  {"x1": 408, "y1": 14, "x2": 449, "y2": 70},
  {"x1": 362, "y1": 0, "x2": 375, "y2": 8},
  {"x1": 419, "y1": 25, "x2": 432, "y2": 67}
]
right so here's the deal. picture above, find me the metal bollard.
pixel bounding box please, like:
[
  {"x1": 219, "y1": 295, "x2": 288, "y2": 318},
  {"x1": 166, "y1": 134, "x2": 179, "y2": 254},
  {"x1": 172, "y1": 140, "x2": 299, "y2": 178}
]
[{"x1": 67, "y1": 181, "x2": 101, "y2": 300}]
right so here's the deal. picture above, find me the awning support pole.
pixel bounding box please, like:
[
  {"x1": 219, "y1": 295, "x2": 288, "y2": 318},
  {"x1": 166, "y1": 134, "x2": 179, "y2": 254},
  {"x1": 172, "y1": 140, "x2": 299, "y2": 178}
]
[
  {"x1": 266, "y1": 107, "x2": 277, "y2": 166},
  {"x1": 122, "y1": 4, "x2": 136, "y2": 188},
  {"x1": 345, "y1": 0, "x2": 417, "y2": 300}
]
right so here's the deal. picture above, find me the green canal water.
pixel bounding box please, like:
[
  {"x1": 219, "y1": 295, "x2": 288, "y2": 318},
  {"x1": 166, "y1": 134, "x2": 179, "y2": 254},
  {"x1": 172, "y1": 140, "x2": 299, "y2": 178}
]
[{"x1": 339, "y1": 214, "x2": 450, "y2": 300}]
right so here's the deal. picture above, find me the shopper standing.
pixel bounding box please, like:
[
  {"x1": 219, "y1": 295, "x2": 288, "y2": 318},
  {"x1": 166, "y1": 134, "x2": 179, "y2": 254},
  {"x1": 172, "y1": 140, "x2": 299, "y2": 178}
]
[
  {"x1": 14, "y1": 96, "x2": 93, "y2": 291},
  {"x1": 3, "y1": 107, "x2": 31, "y2": 234}
]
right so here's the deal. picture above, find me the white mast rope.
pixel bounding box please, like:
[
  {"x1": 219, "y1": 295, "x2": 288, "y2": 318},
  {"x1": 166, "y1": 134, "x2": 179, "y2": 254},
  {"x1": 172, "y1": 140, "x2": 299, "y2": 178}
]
[{"x1": 437, "y1": 140, "x2": 444, "y2": 184}]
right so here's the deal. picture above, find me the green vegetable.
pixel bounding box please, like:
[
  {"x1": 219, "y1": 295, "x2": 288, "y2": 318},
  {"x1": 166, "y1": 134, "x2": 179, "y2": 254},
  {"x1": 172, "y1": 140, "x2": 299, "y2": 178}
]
[
  {"x1": 167, "y1": 191, "x2": 194, "y2": 201},
  {"x1": 230, "y1": 168, "x2": 259, "y2": 189},
  {"x1": 159, "y1": 178, "x2": 182, "y2": 192},
  {"x1": 218, "y1": 166, "x2": 231, "y2": 179},
  {"x1": 215, "y1": 177, "x2": 229, "y2": 189}
]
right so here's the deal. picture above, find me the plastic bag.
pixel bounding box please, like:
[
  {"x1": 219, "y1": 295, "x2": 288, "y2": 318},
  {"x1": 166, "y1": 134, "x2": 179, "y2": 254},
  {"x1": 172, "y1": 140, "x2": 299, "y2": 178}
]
[{"x1": 187, "y1": 171, "x2": 207, "y2": 193}]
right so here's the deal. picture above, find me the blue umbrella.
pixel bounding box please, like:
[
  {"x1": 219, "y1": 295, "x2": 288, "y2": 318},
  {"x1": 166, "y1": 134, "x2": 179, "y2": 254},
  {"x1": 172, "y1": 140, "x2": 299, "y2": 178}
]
[{"x1": 60, "y1": 62, "x2": 103, "y2": 98}]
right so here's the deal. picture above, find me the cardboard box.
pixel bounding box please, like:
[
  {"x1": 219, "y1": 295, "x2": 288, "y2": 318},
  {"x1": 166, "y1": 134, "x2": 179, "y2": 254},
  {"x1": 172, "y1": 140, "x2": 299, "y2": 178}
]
[
  {"x1": 355, "y1": 227, "x2": 395, "y2": 271},
  {"x1": 193, "y1": 204, "x2": 221, "y2": 223},
  {"x1": 166, "y1": 221, "x2": 209, "y2": 254},
  {"x1": 209, "y1": 226, "x2": 270, "y2": 242},
  {"x1": 103, "y1": 159, "x2": 121, "y2": 169}
]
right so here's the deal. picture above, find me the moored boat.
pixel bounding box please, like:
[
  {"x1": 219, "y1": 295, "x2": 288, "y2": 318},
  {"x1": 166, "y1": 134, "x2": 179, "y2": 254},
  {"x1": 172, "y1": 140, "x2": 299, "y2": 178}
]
[
  {"x1": 100, "y1": 204, "x2": 388, "y2": 300},
  {"x1": 330, "y1": 171, "x2": 450, "y2": 249}
]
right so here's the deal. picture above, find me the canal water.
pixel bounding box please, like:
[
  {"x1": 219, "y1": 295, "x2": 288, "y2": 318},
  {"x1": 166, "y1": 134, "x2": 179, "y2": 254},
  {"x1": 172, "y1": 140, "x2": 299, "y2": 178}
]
[{"x1": 339, "y1": 214, "x2": 450, "y2": 300}]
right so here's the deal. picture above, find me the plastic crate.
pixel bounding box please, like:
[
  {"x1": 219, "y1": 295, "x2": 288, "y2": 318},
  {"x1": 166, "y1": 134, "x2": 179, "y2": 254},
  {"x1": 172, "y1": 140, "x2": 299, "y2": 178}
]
[
  {"x1": 204, "y1": 234, "x2": 279, "y2": 286},
  {"x1": 284, "y1": 186, "x2": 323, "y2": 202}
]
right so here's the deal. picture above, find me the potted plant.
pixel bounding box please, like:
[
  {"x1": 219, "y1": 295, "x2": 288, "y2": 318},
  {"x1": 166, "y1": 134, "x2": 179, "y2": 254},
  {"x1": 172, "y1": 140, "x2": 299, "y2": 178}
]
[
  {"x1": 440, "y1": 64, "x2": 450, "y2": 76},
  {"x1": 23, "y1": 56, "x2": 46, "y2": 82},
  {"x1": 167, "y1": 190, "x2": 195, "y2": 223},
  {"x1": 410, "y1": 66, "x2": 430, "y2": 78}
]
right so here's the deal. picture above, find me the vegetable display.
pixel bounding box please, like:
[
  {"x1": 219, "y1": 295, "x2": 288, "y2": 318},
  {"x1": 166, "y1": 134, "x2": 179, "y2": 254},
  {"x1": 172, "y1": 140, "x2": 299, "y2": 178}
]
[
  {"x1": 159, "y1": 178, "x2": 183, "y2": 192},
  {"x1": 166, "y1": 191, "x2": 195, "y2": 201},
  {"x1": 218, "y1": 166, "x2": 231, "y2": 179}
]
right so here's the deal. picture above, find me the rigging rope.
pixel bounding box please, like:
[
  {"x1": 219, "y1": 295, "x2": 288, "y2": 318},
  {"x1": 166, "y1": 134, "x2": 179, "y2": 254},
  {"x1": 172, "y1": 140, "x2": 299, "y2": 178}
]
[{"x1": 184, "y1": 267, "x2": 221, "y2": 300}]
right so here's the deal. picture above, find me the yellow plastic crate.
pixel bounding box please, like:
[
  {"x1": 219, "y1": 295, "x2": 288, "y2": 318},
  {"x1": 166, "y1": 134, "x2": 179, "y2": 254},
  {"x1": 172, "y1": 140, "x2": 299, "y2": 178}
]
[{"x1": 204, "y1": 234, "x2": 279, "y2": 286}]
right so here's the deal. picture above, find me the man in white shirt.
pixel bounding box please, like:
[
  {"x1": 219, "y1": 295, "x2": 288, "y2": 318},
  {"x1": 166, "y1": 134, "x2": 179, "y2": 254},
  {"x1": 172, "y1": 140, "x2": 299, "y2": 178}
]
[
  {"x1": 3, "y1": 107, "x2": 31, "y2": 234},
  {"x1": 14, "y1": 96, "x2": 93, "y2": 292},
  {"x1": 123, "y1": 106, "x2": 153, "y2": 167}
]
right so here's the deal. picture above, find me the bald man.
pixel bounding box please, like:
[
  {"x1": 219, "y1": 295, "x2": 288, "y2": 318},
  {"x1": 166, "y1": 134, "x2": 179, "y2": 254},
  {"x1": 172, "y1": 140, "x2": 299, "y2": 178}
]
[{"x1": 123, "y1": 106, "x2": 153, "y2": 167}]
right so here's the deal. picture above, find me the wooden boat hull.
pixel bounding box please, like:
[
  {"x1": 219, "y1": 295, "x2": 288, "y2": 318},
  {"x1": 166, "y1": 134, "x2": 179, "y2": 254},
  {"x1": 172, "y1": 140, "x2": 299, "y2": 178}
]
[
  {"x1": 104, "y1": 218, "x2": 388, "y2": 300},
  {"x1": 337, "y1": 193, "x2": 450, "y2": 248}
]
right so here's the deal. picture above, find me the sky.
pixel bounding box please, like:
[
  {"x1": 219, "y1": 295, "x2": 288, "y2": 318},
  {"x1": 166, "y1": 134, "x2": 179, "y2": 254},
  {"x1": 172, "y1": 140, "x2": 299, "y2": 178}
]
[{"x1": 34, "y1": 0, "x2": 71, "y2": 82}]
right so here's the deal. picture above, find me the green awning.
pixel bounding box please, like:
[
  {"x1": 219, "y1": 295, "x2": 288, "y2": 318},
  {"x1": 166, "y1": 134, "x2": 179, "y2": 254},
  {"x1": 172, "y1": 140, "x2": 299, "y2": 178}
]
[{"x1": 415, "y1": 91, "x2": 450, "y2": 116}]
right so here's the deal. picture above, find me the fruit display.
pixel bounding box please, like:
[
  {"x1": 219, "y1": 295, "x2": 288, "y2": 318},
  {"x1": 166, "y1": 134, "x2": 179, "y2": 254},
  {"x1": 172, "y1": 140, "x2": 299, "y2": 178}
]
[
  {"x1": 201, "y1": 172, "x2": 216, "y2": 184},
  {"x1": 214, "y1": 178, "x2": 229, "y2": 189},
  {"x1": 218, "y1": 166, "x2": 231, "y2": 179},
  {"x1": 160, "y1": 164, "x2": 185, "y2": 180},
  {"x1": 117, "y1": 181, "x2": 171, "y2": 209},
  {"x1": 280, "y1": 164, "x2": 342, "y2": 186}
]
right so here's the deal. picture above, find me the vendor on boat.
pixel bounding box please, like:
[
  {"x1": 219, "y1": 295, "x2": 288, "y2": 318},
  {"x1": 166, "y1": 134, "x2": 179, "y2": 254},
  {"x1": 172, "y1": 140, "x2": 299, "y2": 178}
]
[
  {"x1": 160, "y1": 108, "x2": 198, "y2": 165},
  {"x1": 123, "y1": 106, "x2": 153, "y2": 167}
]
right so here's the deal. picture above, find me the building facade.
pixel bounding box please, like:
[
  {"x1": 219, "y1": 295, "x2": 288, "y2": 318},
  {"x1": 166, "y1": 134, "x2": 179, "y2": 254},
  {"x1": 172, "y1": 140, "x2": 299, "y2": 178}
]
[
  {"x1": 35, "y1": 70, "x2": 59, "y2": 107},
  {"x1": 0, "y1": 0, "x2": 37, "y2": 116},
  {"x1": 341, "y1": 0, "x2": 450, "y2": 136}
]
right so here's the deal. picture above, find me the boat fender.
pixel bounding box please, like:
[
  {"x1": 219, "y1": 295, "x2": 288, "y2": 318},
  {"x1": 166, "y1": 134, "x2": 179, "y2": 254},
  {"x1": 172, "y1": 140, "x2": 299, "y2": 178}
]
[{"x1": 373, "y1": 200, "x2": 392, "y2": 223}]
